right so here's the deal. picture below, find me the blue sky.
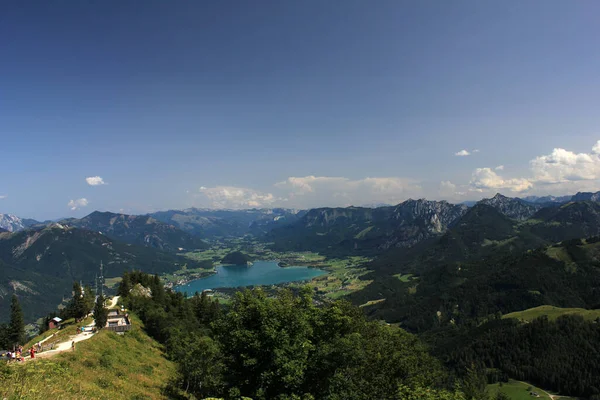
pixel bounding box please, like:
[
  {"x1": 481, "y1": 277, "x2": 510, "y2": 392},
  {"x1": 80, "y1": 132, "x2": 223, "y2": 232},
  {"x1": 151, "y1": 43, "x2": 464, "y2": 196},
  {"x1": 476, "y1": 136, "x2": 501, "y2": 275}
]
[{"x1": 2, "y1": 1, "x2": 600, "y2": 219}]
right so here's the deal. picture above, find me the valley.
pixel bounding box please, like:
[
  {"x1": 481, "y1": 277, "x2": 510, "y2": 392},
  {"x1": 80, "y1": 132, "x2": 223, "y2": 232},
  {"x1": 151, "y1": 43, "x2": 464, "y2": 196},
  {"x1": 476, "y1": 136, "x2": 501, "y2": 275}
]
[
  {"x1": 161, "y1": 237, "x2": 372, "y2": 302},
  {"x1": 3, "y1": 192, "x2": 600, "y2": 399}
]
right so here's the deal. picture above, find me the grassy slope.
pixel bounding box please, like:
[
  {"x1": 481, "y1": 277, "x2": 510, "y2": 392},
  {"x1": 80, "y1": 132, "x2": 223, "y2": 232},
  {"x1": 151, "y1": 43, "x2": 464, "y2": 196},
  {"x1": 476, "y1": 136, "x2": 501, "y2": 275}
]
[
  {"x1": 24, "y1": 316, "x2": 92, "y2": 349},
  {"x1": 503, "y1": 305, "x2": 600, "y2": 322},
  {"x1": 0, "y1": 314, "x2": 177, "y2": 400},
  {"x1": 487, "y1": 380, "x2": 575, "y2": 400}
]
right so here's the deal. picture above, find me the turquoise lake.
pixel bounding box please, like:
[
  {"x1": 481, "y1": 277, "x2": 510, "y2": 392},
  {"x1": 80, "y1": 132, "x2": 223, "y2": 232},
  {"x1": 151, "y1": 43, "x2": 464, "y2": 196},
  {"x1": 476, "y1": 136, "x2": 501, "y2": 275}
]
[{"x1": 175, "y1": 260, "x2": 327, "y2": 294}]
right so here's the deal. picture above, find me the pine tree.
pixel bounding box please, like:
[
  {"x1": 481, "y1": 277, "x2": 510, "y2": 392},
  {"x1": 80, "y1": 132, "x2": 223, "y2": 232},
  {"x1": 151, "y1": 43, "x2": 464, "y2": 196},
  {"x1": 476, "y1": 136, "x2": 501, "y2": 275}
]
[
  {"x1": 68, "y1": 282, "x2": 87, "y2": 320},
  {"x1": 0, "y1": 323, "x2": 9, "y2": 349},
  {"x1": 8, "y1": 294, "x2": 25, "y2": 348},
  {"x1": 83, "y1": 285, "x2": 96, "y2": 315},
  {"x1": 117, "y1": 272, "x2": 131, "y2": 297},
  {"x1": 93, "y1": 295, "x2": 109, "y2": 330}
]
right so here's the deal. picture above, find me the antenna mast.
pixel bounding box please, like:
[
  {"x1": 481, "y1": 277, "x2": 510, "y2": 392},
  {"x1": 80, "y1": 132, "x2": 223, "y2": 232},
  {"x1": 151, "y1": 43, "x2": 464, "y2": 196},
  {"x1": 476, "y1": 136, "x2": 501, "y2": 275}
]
[{"x1": 99, "y1": 260, "x2": 104, "y2": 298}]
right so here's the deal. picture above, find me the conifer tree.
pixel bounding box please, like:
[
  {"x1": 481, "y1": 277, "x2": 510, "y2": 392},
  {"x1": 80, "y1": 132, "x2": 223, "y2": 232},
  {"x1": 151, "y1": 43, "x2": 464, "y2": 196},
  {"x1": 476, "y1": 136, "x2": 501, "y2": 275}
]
[
  {"x1": 117, "y1": 272, "x2": 131, "y2": 297},
  {"x1": 93, "y1": 295, "x2": 109, "y2": 330},
  {"x1": 8, "y1": 294, "x2": 25, "y2": 348},
  {"x1": 83, "y1": 285, "x2": 96, "y2": 315},
  {"x1": 69, "y1": 282, "x2": 87, "y2": 320}
]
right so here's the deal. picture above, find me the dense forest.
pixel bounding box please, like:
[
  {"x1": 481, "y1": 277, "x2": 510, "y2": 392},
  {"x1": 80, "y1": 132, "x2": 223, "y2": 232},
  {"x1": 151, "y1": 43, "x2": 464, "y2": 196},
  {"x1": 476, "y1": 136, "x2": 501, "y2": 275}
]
[
  {"x1": 119, "y1": 271, "x2": 474, "y2": 400},
  {"x1": 440, "y1": 315, "x2": 600, "y2": 398}
]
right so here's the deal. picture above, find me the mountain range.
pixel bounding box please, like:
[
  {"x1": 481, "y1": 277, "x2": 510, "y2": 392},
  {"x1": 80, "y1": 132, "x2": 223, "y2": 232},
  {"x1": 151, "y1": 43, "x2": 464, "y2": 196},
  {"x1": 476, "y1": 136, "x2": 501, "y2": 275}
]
[
  {"x1": 60, "y1": 211, "x2": 208, "y2": 252},
  {"x1": 149, "y1": 207, "x2": 305, "y2": 237},
  {"x1": 3, "y1": 190, "x2": 600, "y2": 323},
  {"x1": 351, "y1": 199, "x2": 600, "y2": 330},
  {"x1": 266, "y1": 200, "x2": 469, "y2": 256},
  {"x1": 266, "y1": 191, "x2": 600, "y2": 255}
]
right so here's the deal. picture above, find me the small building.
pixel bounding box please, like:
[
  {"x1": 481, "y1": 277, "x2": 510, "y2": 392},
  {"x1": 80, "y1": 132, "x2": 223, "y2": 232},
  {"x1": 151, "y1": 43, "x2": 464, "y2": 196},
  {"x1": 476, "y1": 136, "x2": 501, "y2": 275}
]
[
  {"x1": 105, "y1": 309, "x2": 131, "y2": 333},
  {"x1": 48, "y1": 317, "x2": 62, "y2": 330}
]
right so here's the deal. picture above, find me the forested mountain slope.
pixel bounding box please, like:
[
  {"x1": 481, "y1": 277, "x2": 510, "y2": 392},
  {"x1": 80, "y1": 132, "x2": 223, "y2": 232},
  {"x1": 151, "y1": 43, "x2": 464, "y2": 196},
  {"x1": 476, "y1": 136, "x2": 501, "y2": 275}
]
[
  {"x1": 267, "y1": 199, "x2": 468, "y2": 256},
  {"x1": 61, "y1": 211, "x2": 207, "y2": 251},
  {"x1": 351, "y1": 200, "x2": 600, "y2": 330},
  {"x1": 150, "y1": 207, "x2": 304, "y2": 237},
  {"x1": 0, "y1": 225, "x2": 201, "y2": 321},
  {"x1": 354, "y1": 234, "x2": 600, "y2": 331}
]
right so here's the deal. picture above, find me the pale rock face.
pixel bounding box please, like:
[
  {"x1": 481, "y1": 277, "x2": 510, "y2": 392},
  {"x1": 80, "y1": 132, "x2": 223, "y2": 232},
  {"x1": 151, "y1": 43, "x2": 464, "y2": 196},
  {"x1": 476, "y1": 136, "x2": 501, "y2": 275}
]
[
  {"x1": 295, "y1": 199, "x2": 469, "y2": 251},
  {"x1": 384, "y1": 199, "x2": 468, "y2": 248},
  {"x1": 0, "y1": 214, "x2": 26, "y2": 232}
]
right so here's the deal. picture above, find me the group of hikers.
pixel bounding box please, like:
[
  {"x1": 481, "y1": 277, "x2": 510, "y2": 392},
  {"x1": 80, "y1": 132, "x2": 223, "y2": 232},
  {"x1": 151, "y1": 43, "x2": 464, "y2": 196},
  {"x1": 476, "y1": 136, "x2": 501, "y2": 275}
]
[{"x1": 3, "y1": 342, "x2": 42, "y2": 362}]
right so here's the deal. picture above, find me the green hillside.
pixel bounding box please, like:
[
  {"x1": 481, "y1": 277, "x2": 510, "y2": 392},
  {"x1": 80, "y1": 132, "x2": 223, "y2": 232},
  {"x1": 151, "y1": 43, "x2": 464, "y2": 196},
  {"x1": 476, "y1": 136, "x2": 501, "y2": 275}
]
[
  {"x1": 0, "y1": 225, "x2": 205, "y2": 322},
  {"x1": 0, "y1": 314, "x2": 178, "y2": 400},
  {"x1": 504, "y1": 305, "x2": 600, "y2": 322}
]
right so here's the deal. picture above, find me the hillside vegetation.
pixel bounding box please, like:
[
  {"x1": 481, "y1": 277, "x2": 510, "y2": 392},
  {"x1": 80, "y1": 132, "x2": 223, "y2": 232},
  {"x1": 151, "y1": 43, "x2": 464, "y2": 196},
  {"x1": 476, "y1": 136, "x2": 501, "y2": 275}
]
[
  {"x1": 120, "y1": 271, "x2": 468, "y2": 400},
  {"x1": 0, "y1": 314, "x2": 177, "y2": 400},
  {"x1": 0, "y1": 225, "x2": 205, "y2": 321},
  {"x1": 503, "y1": 305, "x2": 600, "y2": 322},
  {"x1": 220, "y1": 251, "x2": 252, "y2": 265}
]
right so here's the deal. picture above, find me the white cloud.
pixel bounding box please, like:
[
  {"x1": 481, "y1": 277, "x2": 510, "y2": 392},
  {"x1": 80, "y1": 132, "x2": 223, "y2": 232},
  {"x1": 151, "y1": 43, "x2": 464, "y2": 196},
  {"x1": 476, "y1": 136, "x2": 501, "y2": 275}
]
[
  {"x1": 470, "y1": 168, "x2": 532, "y2": 193},
  {"x1": 455, "y1": 150, "x2": 470, "y2": 157},
  {"x1": 472, "y1": 149, "x2": 480, "y2": 153},
  {"x1": 0, "y1": 195, "x2": 6, "y2": 200},
  {"x1": 438, "y1": 181, "x2": 458, "y2": 198},
  {"x1": 68, "y1": 198, "x2": 89, "y2": 210},
  {"x1": 466, "y1": 141, "x2": 600, "y2": 196},
  {"x1": 86, "y1": 176, "x2": 106, "y2": 186},
  {"x1": 196, "y1": 186, "x2": 277, "y2": 209},
  {"x1": 275, "y1": 176, "x2": 422, "y2": 207},
  {"x1": 530, "y1": 143, "x2": 600, "y2": 184}
]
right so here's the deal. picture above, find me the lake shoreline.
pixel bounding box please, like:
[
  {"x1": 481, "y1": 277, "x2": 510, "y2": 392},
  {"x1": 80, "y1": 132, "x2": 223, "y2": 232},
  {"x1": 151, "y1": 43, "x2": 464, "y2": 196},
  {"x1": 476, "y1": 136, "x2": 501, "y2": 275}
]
[{"x1": 173, "y1": 260, "x2": 328, "y2": 294}]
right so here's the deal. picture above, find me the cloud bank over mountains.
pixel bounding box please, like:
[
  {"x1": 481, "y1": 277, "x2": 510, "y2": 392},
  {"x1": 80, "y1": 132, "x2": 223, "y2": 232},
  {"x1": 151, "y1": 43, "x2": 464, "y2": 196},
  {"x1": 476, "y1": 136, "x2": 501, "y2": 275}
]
[
  {"x1": 192, "y1": 177, "x2": 422, "y2": 209},
  {"x1": 187, "y1": 141, "x2": 600, "y2": 209}
]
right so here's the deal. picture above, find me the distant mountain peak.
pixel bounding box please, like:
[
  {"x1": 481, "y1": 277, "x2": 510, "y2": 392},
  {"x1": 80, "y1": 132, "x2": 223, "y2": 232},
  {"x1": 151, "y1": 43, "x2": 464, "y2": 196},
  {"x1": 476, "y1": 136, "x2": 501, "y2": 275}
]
[
  {"x1": 478, "y1": 193, "x2": 541, "y2": 220},
  {"x1": 0, "y1": 214, "x2": 40, "y2": 232}
]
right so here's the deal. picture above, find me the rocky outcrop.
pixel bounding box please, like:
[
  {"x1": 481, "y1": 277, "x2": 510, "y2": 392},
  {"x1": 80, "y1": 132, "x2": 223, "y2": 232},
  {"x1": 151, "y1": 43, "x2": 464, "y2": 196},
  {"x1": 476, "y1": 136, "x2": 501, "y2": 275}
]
[{"x1": 478, "y1": 193, "x2": 541, "y2": 220}]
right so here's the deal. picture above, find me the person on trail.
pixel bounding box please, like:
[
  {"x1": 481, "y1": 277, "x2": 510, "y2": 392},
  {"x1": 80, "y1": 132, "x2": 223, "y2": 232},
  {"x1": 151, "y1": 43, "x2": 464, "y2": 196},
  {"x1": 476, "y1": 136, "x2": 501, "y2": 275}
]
[
  {"x1": 29, "y1": 347, "x2": 35, "y2": 359},
  {"x1": 71, "y1": 341, "x2": 75, "y2": 351}
]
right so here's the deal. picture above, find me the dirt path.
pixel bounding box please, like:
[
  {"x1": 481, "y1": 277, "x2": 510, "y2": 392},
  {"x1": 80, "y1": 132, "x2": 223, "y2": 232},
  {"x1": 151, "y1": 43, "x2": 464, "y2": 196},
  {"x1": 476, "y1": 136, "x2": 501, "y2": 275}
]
[
  {"x1": 30, "y1": 330, "x2": 95, "y2": 360},
  {"x1": 109, "y1": 295, "x2": 120, "y2": 308},
  {"x1": 22, "y1": 296, "x2": 119, "y2": 362}
]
